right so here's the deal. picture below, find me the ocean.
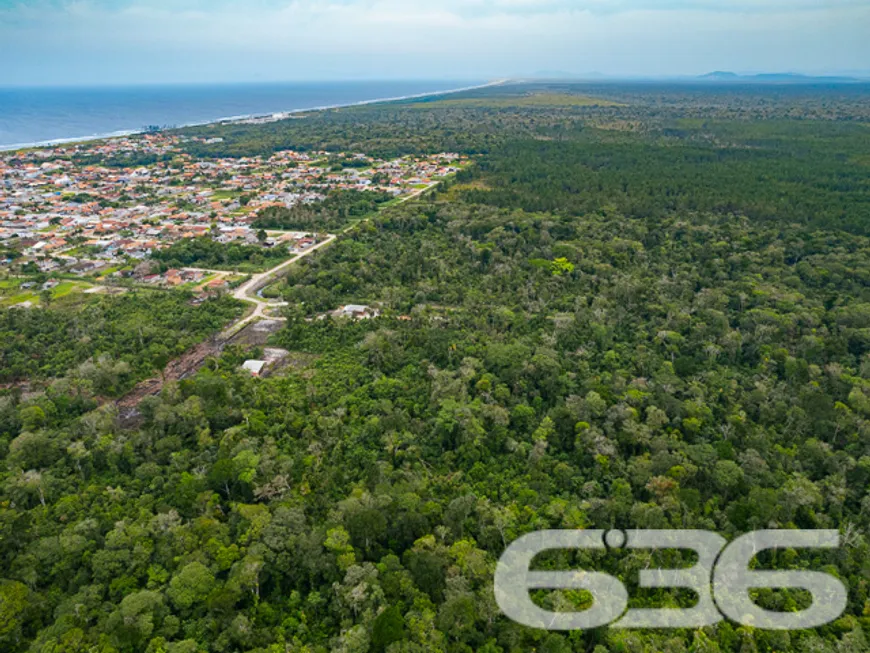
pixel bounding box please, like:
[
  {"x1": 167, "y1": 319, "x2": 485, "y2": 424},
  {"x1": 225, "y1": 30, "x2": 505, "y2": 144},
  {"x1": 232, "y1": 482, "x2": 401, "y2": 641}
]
[{"x1": 0, "y1": 80, "x2": 483, "y2": 150}]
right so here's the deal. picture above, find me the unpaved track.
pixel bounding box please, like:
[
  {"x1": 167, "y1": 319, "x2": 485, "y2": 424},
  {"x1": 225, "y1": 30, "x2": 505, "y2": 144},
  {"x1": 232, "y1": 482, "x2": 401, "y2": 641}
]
[
  {"x1": 116, "y1": 235, "x2": 335, "y2": 413},
  {"x1": 116, "y1": 182, "x2": 442, "y2": 413}
]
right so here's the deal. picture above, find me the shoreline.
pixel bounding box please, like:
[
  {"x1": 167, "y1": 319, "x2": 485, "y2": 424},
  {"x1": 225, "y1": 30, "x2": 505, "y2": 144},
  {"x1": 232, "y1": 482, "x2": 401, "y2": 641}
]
[{"x1": 0, "y1": 79, "x2": 508, "y2": 153}]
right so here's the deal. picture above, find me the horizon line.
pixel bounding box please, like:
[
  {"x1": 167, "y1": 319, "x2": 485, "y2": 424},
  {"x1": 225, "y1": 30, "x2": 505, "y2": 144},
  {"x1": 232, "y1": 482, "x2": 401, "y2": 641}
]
[{"x1": 4, "y1": 70, "x2": 870, "y2": 90}]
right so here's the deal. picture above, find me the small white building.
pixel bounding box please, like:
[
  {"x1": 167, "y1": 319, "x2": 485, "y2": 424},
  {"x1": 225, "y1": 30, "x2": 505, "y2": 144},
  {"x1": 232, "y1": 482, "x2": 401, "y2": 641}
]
[
  {"x1": 338, "y1": 304, "x2": 380, "y2": 320},
  {"x1": 242, "y1": 360, "x2": 267, "y2": 377}
]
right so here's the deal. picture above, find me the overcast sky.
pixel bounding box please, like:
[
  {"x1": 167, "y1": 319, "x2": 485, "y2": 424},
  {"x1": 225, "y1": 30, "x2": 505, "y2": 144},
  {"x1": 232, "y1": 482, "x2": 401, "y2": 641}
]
[{"x1": 2, "y1": 0, "x2": 868, "y2": 86}]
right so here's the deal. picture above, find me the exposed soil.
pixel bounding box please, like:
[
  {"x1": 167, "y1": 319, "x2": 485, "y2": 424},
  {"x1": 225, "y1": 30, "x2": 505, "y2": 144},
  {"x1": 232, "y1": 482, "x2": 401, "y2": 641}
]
[{"x1": 115, "y1": 319, "x2": 285, "y2": 425}]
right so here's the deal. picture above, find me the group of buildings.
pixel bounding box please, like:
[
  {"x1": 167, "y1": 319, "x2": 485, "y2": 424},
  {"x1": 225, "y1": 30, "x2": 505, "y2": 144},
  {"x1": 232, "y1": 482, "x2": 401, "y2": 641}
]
[{"x1": 0, "y1": 132, "x2": 466, "y2": 277}]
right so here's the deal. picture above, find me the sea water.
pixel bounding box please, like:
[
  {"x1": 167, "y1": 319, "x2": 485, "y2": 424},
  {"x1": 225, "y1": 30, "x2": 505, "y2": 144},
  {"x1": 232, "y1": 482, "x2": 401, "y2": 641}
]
[{"x1": 0, "y1": 80, "x2": 482, "y2": 150}]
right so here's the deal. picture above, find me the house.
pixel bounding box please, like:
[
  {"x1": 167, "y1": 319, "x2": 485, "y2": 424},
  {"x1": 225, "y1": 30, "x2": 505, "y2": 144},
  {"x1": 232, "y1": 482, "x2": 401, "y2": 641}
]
[
  {"x1": 71, "y1": 260, "x2": 102, "y2": 274},
  {"x1": 290, "y1": 237, "x2": 316, "y2": 253},
  {"x1": 205, "y1": 278, "x2": 229, "y2": 292},
  {"x1": 164, "y1": 269, "x2": 183, "y2": 286},
  {"x1": 242, "y1": 360, "x2": 267, "y2": 377},
  {"x1": 338, "y1": 304, "x2": 379, "y2": 320},
  {"x1": 37, "y1": 259, "x2": 62, "y2": 272}
]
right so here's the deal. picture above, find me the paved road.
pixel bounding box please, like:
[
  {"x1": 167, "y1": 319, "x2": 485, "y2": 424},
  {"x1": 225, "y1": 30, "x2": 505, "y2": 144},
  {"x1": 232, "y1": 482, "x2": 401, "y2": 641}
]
[
  {"x1": 223, "y1": 185, "x2": 438, "y2": 333},
  {"x1": 220, "y1": 235, "x2": 337, "y2": 335},
  {"x1": 115, "y1": 154, "x2": 455, "y2": 411},
  {"x1": 339, "y1": 182, "x2": 439, "y2": 237},
  {"x1": 193, "y1": 181, "x2": 439, "y2": 338}
]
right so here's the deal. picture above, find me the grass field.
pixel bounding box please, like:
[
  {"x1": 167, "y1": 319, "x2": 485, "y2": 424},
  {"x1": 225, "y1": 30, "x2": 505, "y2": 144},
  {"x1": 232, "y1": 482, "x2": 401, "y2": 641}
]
[
  {"x1": 96, "y1": 265, "x2": 132, "y2": 279},
  {"x1": 211, "y1": 190, "x2": 237, "y2": 200},
  {"x1": 0, "y1": 279, "x2": 95, "y2": 307},
  {"x1": 445, "y1": 180, "x2": 491, "y2": 201},
  {"x1": 52, "y1": 281, "x2": 85, "y2": 298},
  {"x1": 0, "y1": 291, "x2": 39, "y2": 307}
]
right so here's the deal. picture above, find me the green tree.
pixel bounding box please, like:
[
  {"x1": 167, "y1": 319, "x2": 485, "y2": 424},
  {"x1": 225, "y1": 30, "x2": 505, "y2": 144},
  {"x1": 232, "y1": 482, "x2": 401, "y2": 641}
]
[
  {"x1": 167, "y1": 563, "x2": 216, "y2": 611},
  {"x1": 370, "y1": 605, "x2": 405, "y2": 652}
]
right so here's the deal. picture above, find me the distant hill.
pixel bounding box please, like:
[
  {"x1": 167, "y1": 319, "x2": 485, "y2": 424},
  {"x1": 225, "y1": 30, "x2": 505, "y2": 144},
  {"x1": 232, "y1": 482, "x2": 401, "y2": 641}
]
[
  {"x1": 699, "y1": 71, "x2": 862, "y2": 83},
  {"x1": 699, "y1": 71, "x2": 740, "y2": 80}
]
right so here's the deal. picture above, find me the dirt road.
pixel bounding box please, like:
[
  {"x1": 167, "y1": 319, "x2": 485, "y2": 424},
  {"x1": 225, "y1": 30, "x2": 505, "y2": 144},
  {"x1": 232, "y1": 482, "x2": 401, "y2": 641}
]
[{"x1": 116, "y1": 182, "x2": 441, "y2": 414}]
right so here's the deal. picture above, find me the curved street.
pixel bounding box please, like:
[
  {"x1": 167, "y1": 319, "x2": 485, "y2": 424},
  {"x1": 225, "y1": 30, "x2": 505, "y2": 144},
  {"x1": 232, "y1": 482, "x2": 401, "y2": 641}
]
[{"x1": 222, "y1": 233, "x2": 337, "y2": 336}]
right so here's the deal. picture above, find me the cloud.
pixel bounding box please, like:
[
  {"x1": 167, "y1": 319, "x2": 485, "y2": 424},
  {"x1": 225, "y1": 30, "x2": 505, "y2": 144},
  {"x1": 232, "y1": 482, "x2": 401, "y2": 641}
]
[{"x1": 1, "y1": 0, "x2": 868, "y2": 85}]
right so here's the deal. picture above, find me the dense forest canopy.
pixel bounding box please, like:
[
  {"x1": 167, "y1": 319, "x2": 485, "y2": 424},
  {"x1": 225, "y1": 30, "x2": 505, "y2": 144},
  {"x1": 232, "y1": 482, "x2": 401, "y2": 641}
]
[
  {"x1": 0, "y1": 292, "x2": 241, "y2": 391},
  {"x1": 177, "y1": 81, "x2": 870, "y2": 159},
  {"x1": 152, "y1": 237, "x2": 291, "y2": 272},
  {"x1": 253, "y1": 191, "x2": 393, "y2": 233},
  {"x1": 458, "y1": 125, "x2": 870, "y2": 234},
  {"x1": 3, "y1": 82, "x2": 870, "y2": 653}
]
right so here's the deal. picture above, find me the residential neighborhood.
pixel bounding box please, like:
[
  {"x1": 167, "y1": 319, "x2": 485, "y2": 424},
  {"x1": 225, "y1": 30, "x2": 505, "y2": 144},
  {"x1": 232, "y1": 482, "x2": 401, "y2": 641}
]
[{"x1": 0, "y1": 132, "x2": 466, "y2": 280}]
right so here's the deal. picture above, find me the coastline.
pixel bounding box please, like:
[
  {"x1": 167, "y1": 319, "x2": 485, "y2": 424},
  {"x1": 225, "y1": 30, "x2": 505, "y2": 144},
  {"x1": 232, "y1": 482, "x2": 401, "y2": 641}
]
[{"x1": 0, "y1": 79, "x2": 507, "y2": 153}]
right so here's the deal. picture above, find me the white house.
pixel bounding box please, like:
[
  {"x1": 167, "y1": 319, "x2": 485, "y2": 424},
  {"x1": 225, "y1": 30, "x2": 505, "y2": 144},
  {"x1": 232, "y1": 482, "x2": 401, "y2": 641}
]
[{"x1": 242, "y1": 360, "x2": 267, "y2": 377}]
